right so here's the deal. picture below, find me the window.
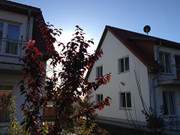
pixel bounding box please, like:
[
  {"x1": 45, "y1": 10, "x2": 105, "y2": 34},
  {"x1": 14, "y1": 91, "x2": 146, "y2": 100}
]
[
  {"x1": 163, "y1": 91, "x2": 175, "y2": 115},
  {"x1": 6, "y1": 24, "x2": 20, "y2": 55},
  {"x1": 0, "y1": 22, "x2": 3, "y2": 52},
  {"x1": 0, "y1": 21, "x2": 21, "y2": 55},
  {"x1": 159, "y1": 51, "x2": 171, "y2": 73},
  {"x1": 120, "y1": 92, "x2": 131, "y2": 108},
  {"x1": 96, "y1": 94, "x2": 103, "y2": 103},
  {"x1": 96, "y1": 66, "x2": 103, "y2": 77},
  {"x1": 118, "y1": 57, "x2": 129, "y2": 73},
  {"x1": 0, "y1": 91, "x2": 11, "y2": 122}
]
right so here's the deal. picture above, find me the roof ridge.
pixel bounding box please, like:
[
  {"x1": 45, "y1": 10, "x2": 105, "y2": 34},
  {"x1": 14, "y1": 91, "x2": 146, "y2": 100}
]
[{"x1": 106, "y1": 25, "x2": 180, "y2": 44}]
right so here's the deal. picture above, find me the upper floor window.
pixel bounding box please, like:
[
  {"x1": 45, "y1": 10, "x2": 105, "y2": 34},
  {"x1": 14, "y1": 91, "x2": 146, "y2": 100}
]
[
  {"x1": 6, "y1": 24, "x2": 21, "y2": 55},
  {"x1": 96, "y1": 94, "x2": 103, "y2": 103},
  {"x1": 159, "y1": 51, "x2": 171, "y2": 73},
  {"x1": 120, "y1": 92, "x2": 131, "y2": 109},
  {"x1": 0, "y1": 21, "x2": 21, "y2": 55},
  {"x1": 162, "y1": 91, "x2": 175, "y2": 115},
  {"x1": 118, "y1": 57, "x2": 129, "y2": 73},
  {"x1": 7, "y1": 24, "x2": 20, "y2": 40},
  {"x1": 96, "y1": 66, "x2": 103, "y2": 78}
]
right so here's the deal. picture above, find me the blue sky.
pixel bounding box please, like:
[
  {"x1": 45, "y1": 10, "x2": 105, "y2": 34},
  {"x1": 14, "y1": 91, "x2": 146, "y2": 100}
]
[{"x1": 15, "y1": 0, "x2": 180, "y2": 47}]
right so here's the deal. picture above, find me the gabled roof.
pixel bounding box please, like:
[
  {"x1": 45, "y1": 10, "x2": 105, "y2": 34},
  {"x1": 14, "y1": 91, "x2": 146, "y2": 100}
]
[
  {"x1": 86, "y1": 25, "x2": 180, "y2": 79},
  {"x1": 0, "y1": 0, "x2": 42, "y2": 16}
]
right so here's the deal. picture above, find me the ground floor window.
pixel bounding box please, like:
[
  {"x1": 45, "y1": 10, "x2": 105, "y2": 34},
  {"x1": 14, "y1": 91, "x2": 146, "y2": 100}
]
[
  {"x1": 96, "y1": 94, "x2": 103, "y2": 103},
  {"x1": 162, "y1": 91, "x2": 175, "y2": 115},
  {"x1": 120, "y1": 92, "x2": 132, "y2": 109},
  {"x1": 0, "y1": 90, "x2": 11, "y2": 122}
]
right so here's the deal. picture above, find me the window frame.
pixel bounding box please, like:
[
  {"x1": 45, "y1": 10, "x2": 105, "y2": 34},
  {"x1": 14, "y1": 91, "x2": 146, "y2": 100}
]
[
  {"x1": 118, "y1": 56, "x2": 130, "y2": 74},
  {"x1": 119, "y1": 92, "x2": 132, "y2": 109},
  {"x1": 0, "y1": 20, "x2": 22, "y2": 56},
  {"x1": 159, "y1": 51, "x2": 172, "y2": 74},
  {"x1": 162, "y1": 91, "x2": 175, "y2": 116},
  {"x1": 96, "y1": 94, "x2": 103, "y2": 103},
  {"x1": 96, "y1": 66, "x2": 103, "y2": 78}
]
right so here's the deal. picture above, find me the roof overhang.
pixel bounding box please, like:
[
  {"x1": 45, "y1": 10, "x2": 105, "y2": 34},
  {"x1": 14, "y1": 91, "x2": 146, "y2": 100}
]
[{"x1": 0, "y1": 0, "x2": 42, "y2": 17}]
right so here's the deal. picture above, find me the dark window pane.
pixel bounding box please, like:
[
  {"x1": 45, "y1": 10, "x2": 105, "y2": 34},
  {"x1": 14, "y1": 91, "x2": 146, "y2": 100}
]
[
  {"x1": 97, "y1": 94, "x2": 103, "y2": 102},
  {"x1": 159, "y1": 52, "x2": 165, "y2": 72},
  {"x1": 96, "y1": 66, "x2": 103, "y2": 77},
  {"x1": 162, "y1": 92, "x2": 168, "y2": 115},
  {"x1": 163, "y1": 91, "x2": 175, "y2": 115},
  {"x1": 126, "y1": 92, "x2": 131, "y2": 107},
  {"x1": 165, "y1": 53, "x2": 171, "y2": 73},
  {"x1": 7, "y1": 24, "x2": 20, "y2": 40},
  {"x1": 169, "y1": 92, "x2": 175, "y2": 115},
  {"x1": 6, "y1": 24, "x2": 20, "y2": 55},
  {"x1": 120, "y1": 59, "x2": 124, "y2": 72},
  {"x1": 100, "y1": 94, "x2": 103, "y2": 101},
  {"x1": 125, "y1": 57, "x2": 129, "y2": 71},
  {"x1": 120, "y1": 93, "x2": 126, "y2": 107}
]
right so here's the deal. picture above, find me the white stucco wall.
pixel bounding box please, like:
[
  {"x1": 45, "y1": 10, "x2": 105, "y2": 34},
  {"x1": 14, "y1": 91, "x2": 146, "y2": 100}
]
[{"x1": 88, "y1": 31, "x2": 150, "y2": 124}]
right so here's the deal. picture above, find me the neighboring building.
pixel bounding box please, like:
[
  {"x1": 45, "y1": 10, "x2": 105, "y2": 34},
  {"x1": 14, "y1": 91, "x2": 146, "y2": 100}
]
[
  {"x1": 0, "y1": 0, "x2": 45, "y2": 133},
  {"x1": 87, "y1": 26, "x2": 180, "y2": 134}
]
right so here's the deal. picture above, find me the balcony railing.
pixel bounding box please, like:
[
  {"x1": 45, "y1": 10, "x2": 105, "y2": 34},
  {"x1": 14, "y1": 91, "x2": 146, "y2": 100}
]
[{"x1": 0, "y1": 38, "x2": 26, "y2": 57}]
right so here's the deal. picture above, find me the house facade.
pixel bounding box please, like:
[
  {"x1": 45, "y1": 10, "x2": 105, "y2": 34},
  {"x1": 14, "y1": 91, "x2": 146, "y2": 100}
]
[
  {"x1": 88, "y1": 26, "x2": 180, "y2": 134},
  {"x1": 0, "y1": 0, "x2": 45, "y2": 133}
]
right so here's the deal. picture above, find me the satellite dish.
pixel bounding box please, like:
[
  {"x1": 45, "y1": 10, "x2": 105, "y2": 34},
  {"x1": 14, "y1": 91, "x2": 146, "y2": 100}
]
[{"x1": 143, "y1": 25, "x2": 151, "y2": 35}]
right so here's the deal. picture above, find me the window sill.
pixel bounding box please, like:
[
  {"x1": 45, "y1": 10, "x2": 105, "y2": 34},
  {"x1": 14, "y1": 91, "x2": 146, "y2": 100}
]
[
  {"x1": 160, "y1": 72, "x2": 174, "y2": 76},
  {"x1": 119, "y1": 107, "x2": 132, "y2": 110},
  {"x1": 118, "y1": 70, "x2": 130, "y2": 74}
]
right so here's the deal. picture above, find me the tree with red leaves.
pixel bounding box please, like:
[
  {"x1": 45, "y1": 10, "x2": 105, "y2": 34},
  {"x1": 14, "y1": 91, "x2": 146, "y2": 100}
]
[{"x1": 20, "y1": 20, "x2": 111, "y2": 135}]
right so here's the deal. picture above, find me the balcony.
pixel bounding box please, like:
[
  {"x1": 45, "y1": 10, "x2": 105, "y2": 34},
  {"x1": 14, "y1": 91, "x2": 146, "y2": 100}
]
[
  {"x1": 0, "y1": 38, "x2": 26, "y2": 71},
  {"x1": 0, "y1": 38, "x2": 25, "y2": 58},
  {"x1": 158, "y1": 56, "x2": 180, "y2": 86}
]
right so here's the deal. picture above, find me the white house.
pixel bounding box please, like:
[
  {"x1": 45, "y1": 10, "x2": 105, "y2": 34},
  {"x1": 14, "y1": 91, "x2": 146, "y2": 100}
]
[
  {"x1": 87, "y1": 26, "x2": 180, "y2": 134},
  {"x1": 0, "y1": 0, "x2": 46, "y2": 133}
]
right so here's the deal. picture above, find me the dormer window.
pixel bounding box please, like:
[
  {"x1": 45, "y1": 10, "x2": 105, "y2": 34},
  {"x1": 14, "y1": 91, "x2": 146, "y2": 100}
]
[{"x1": 159, "y1": 51, "x2": 171, "y2": 73}]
